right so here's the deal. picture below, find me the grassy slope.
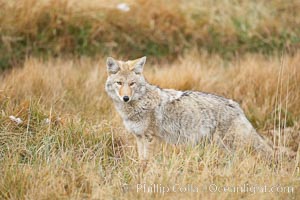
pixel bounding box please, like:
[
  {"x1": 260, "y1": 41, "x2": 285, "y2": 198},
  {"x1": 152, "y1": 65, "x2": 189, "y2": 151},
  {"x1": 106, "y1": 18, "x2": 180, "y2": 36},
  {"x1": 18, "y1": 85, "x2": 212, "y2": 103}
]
[
  {"x1": 1, "y1": 0, "x2": 300, "y2": 70},
  {"x1": 0, "y1": 52, "x2": 299, "y2": 199}
]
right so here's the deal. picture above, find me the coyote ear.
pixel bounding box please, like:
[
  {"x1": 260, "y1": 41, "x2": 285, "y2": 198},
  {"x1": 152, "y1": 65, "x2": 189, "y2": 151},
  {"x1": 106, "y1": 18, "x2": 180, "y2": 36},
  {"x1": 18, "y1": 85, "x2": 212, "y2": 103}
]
[
  {"x1": 133, "y1": 56, "x2": 146, "y2": 74},
  {"x1": 106, "y1": 57, "x2": 120, "y2": 74}
]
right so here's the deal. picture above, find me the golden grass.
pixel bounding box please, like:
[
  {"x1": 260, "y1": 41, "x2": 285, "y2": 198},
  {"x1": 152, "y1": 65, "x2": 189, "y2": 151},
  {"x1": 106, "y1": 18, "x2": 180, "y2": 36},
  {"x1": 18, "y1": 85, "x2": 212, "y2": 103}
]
[{"x1": 0, "y1": 52, "x2": 299, "y2": 199}]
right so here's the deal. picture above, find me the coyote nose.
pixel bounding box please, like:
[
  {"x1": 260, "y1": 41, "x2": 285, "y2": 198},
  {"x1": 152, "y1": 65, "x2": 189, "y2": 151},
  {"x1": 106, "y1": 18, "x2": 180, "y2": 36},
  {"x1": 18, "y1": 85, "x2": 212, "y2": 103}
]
[{"x1": 123, "y1": 96, "x2": 130, "y2": 102}]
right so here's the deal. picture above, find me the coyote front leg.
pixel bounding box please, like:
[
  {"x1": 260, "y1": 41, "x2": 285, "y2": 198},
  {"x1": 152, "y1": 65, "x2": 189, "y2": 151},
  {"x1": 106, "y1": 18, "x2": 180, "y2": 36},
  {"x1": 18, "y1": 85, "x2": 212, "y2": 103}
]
[{"x1": 136, "y1": 133, "x2": 155, "y2": 162}]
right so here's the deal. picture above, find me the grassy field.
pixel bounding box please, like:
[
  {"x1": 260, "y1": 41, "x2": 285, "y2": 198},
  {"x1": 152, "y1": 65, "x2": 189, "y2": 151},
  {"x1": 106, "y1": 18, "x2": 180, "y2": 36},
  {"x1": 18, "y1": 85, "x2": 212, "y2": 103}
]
[
  {"x1": 0, "y1": 51, "x2": 299, "y2": 199},
  {"x1": 0, "y1": 0, "x2": 300, "y2": 199}
]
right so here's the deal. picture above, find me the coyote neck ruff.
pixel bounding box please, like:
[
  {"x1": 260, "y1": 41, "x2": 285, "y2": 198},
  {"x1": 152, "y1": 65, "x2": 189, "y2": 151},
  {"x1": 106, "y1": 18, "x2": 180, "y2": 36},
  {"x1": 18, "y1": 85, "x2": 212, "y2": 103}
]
[{"x1": 105, "y1": 56, "x2": 273, "y2": 161}]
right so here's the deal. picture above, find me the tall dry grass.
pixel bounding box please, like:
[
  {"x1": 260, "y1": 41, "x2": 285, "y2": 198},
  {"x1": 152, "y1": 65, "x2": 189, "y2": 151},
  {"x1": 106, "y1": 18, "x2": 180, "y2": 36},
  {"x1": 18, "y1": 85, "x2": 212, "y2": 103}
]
[{"x1": 0, "y1": 52, "x2": 299, "y2": 199}]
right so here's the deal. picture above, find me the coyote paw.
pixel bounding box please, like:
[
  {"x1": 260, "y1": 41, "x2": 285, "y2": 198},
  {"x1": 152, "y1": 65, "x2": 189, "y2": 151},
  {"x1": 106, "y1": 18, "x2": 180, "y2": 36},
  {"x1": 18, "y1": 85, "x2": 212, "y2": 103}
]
[{"x1": 139, "y1": 160, "x2": 148, "y2": 172}]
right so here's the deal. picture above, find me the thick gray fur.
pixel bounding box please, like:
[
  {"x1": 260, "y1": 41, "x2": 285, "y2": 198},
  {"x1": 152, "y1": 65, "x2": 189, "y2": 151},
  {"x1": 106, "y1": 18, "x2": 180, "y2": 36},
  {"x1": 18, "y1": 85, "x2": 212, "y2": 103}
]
[{"x1": 105, "y1": 57, "x2": 273, "y2": 161}]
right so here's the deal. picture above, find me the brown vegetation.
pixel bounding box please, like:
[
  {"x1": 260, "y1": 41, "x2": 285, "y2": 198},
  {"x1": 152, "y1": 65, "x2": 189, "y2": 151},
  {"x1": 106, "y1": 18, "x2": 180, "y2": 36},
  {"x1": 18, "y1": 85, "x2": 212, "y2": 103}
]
[
  {"x1": 1, "y1": 0, "x2": 300, "y2": 69},
  {"x1": 0, "y1": 51, "x2": 299, "y2": 199}
]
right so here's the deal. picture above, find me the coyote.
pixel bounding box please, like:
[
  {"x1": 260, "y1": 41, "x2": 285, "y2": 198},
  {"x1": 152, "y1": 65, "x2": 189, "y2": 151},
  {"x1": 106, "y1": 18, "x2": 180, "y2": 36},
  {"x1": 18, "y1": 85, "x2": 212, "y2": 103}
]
[{"x1": 105, "y1": 56, "x2": 273, "y2": 162}]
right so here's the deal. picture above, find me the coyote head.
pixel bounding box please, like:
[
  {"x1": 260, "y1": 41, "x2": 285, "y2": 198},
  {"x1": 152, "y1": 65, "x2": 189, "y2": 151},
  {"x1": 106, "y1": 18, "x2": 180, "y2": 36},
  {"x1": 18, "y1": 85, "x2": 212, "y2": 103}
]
[{"x1": 105, "y1": 56, "x2": 147, "y2": 103}]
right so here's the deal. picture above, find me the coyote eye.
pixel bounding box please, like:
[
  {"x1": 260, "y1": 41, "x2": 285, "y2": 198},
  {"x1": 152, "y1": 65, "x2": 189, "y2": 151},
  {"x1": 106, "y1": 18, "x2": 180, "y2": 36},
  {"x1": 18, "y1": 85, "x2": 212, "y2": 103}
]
[
  {"x1": 116, "y1": 81, "x2": 122, "y2": 85},
  {"x1": 129, "y1": 82, "x2": 136, "y2": 86}
]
